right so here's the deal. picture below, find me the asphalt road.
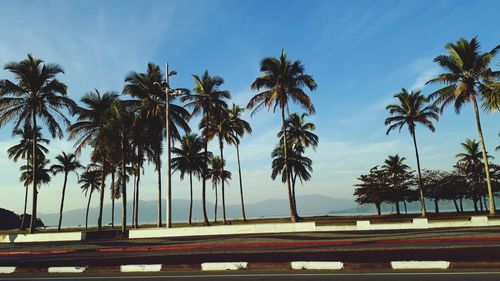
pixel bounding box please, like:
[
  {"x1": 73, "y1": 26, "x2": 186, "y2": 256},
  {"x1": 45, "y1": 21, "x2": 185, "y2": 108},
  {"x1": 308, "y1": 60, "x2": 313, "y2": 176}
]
[{"x1": 3, "y1": 271, "x2": 500, "y2": 281}]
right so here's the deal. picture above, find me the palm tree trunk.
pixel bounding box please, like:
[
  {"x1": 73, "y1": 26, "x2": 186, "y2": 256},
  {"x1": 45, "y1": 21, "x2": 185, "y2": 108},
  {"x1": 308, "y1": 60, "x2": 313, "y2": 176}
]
[
  {"x1": 412, "y1": 132, "x2": 427, "y2": 217},
  {"x1": 86, "y1": 191, "x2": 93, "y2": 230},
  {"x1": 201, "y1": 113, "x2": 210, "y2": 225},
  {"x1": 57, "y1": 172, "x2": 69, "y2": 232},
  {"x1": 135, "y1": 161, "x2": 141, "y2": 228},
  {"x1": 97, "y1": 161, "x2": 106, "y2": 230},
  {"x1": 281, "y1": 107, "x2": 298, "y2": 223},
  {"x1": 121, "y1": 136, "x2": 127, "y2": 234},
  {"x1": 214, "y1": 183, "x2": 218, "y2": 223},
  {"x1": 156, "y1": 154, "x2": 162, "y2": 227},
  {"x1": 189, "y1": 172, "x2": 193, "y2": 224},
  {"x1": 219, "y1": 137, "x2": 227, "y2": 224},
  {"x1": 292, "y1": 172, "x2": 298, "y2": 214},
  {"x1": 29, "y1": 110, "x2": 37, "y2": 234},
  {"x1": 111, "y1": 171, "x2": 115, "y2": 229},
  {"x1": 236, "y1": 144, "x2": 246, "y2": 221},
  {"x1": 132, "y1": 173, "x2": 136, "y2": 227},
  {"x1": 472, "y1": 95, "x2": 495, "y2": 215},
  {"x1": 20, "y1": 184, "x2": 28, "y2": 230}
]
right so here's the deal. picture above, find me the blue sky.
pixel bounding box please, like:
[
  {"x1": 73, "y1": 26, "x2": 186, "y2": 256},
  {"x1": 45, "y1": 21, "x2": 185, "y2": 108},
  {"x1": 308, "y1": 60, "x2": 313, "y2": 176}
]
[{"x1": 0, "y1": 0, "x2": 499, "y2": 217}]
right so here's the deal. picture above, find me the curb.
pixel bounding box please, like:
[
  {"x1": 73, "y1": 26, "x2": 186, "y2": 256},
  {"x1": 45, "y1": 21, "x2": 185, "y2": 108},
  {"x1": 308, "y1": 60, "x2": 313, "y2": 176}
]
[{"x1": 5, "y1": 260, "x2": 500, "y2": 273}]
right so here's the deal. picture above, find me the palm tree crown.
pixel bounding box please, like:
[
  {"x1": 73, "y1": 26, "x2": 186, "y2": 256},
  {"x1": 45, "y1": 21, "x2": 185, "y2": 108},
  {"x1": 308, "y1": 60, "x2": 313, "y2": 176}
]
[
  {"x1": 51, "y1": 152, "x2": 83, "y2": 176},
  {"x1": 8, "y1": 125, "x2": 49, "y2": 162},
  {"x1": 206, "y1": 156, "x2": 231, "y2": 187},
  {"x1": 278, "y1": 113, "x2": 318, "y2": 149},
  {"x1": 385, "y1": 89, "x2": 439, "y2": 135}
]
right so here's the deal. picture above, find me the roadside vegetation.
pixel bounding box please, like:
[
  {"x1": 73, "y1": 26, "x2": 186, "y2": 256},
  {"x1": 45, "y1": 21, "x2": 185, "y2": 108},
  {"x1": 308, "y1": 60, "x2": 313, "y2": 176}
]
[{"x1": 0, "y1": 37, "x2": 498, "y2": 234}]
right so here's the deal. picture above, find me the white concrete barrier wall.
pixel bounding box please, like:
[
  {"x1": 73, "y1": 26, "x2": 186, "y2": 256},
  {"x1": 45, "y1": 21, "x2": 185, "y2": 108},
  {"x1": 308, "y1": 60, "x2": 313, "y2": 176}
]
[
  {"x1": 48, "y1": 267, "x2": 87, "y2": 273},
  {"x1": 0, "y1": 231, "x2": 86, "y2": 243},
  {"x1": 129, "y1": 222, "x2": 315, "y2": 239},
  {"x1": 201, "y1": 262, "x2": 248, "y2": 271},
  {"x1": 291, "y1": 261, "x2": 343, "y2": 270},
  {"x1": 391, "y1": 261, "x2": 450, "y2": 270},
  {"x1": 120, "y1": 264, "x2": 162, "y2": 272},
  {"x1": 0, "y1": 267, "x2": 16, "y2": 274}
]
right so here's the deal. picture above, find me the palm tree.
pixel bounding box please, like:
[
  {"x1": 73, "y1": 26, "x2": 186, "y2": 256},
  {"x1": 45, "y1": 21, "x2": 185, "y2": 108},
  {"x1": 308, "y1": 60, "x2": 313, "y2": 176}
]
[
  {"x1": 171, "y1": 133, "x2": 212, "y2": 224},
  {"x1": 277, "y1": 112, "x2": 318, "y2": 210},
  {"x1": 79, "y1": 168, "x2": 101, "y2": 230},
  {"x1": 201, "y1": 107, "x2": 236, "y2": 224},
  {"x1": 279, "y1": 113, "x2": 318, "y2": 149},
  {"x1": 427, "y1": 37, "x2": 499, "y2": 214},
  {"x1": 456, "y1": 139, "x2": 494, "y2": 211},
  {"x1": 206, "y1": 156, "x2": 231, "y2": 223},
  {"x1": 68, "y1": 90, "x2": 118, "y2": 230},
  {"x1": 382, "y1": 154, "x2": 411, "y2": 215},
  {"x1": 247, "y1": 49, "x2": 317, "y2": 222},
  {"x1": 7, "y1": 124, "x2": 49, "y2": 229},
  {"x1": 51, "y1": 152, "x2": 83, "y2": 232},
  {"x1": 123, "y1": 63, "x2": 191, "y2": 227},
  {"x1": 271, "y1": 142, "x2": 313, "y2": 210},
  {"x1": 182, "y1": 70, "x2": 230, "y2": 225},
  {"x1": 0, "y1": 54, "x2": 75, "y2": 233},
  {"x1": 227, "y1": 104, "x2": 252, "y2": 221},
  {"x1": 385, "y1": 89, "x2": 439, "y2": 217},
  {"x1": 19, "y1": 158, "x2": 51, "y2": 229}
]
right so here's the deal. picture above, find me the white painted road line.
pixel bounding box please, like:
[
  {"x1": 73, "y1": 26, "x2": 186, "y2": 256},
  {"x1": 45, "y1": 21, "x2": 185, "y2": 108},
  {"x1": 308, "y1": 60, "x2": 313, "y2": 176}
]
[
  {"x1": 391, "y1": 261, "x2": 450, "y2": 270},
  {"x1": 201, "y1": 262, "x2": 248, "y2": 271},
  {"x1": 291, "y1": 261, "x2": 344, "y2": 270},
  {"x1": 48, "y1": 266, "x2": 87, "y2": 273},
  {"x1": 120, "y1": 264, "x2": 162, "y2": 272},
  {"x1": 0, "y1": 267, "x2": 16, "y2": 274}
]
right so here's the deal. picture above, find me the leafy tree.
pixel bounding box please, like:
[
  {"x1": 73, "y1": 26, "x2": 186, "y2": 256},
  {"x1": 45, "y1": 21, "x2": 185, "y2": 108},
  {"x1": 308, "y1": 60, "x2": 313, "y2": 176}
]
[
  {"x1": 69, "y1": 90, "x2": 118, "y2": 230},
  {"x1": 427, "y1": 37, "x2": 500, "y2": 214},
  {"x1": 206, "y1": 156, "x2": 231, "y2": 223},
  {"x1": 172, "y1": 133, "x2": 212, "y2": 224},
  {"x1": 227, "y1": 104, "x2": 252, "y2": 221},
  {"x1": 248, "y1": 50, "x2": 317, "y2": 222},
  {"x1": 354, "y1": 166, "x2": 389, "y2": 215},
  {"x1": 382, "y1": 154, "x2": 412, "y2": 215},
  {"x1": 421, "y1": 169, "x2": 452, "y2": 214},
  {"x1": 182, "y1": 70, "x2": 230, "y2": 225},
  {"x1": 79, "y1": 168, "x2": 101, "y2": 230},
  {"x1": 7, "y1": 125, "x2": 48, "y2": 229},
  {"x1": 51, "y1": 152, "x2": 83, "y2": 232},
  {"x1": 0, "y1": 54, "x2": 75, "y2": 233},
  {"x1": 385, "y1": 89, "x2": 439, "y2": 217}
]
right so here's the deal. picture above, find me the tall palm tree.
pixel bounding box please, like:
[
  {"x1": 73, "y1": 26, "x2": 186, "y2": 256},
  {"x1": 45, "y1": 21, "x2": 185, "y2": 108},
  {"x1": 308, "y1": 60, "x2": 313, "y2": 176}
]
[
  {"x1": 182, "y1": 70, "x2": 230, "y2": 225},
  {"x1": 227, "y1": 104, "x2": 252, "y2": 221},
  {"x1": 51, "y1": 152, "x2": 83, "y2": 232},
  {"x1": 171, "y1": 133, "x2": 212, "y2": 224},
  {"x1": 385, "y1": 89, "x2": 439, "y2": 217},
  {"x1": 7, "y1": 124, "x2": 49, "y2": 229},
  {"x1": 206, "y1": 156, "x2": 231, "y2": 223},
  {"x1": 68, "y1": 90, "x2": 118, "y2": 230},
  {"x1": 0, "y1": 54, "x2": 75, "y2": 233},
  {"x1": 79, "y1": 168, "x2": 101, "y2": 230},
  {"x1": 382, "y1": 154, "x2": 411, "y2": 215},
  {"x1": 201, "y1": 107, "x2": 236, "y2": 224},
  {"x1": 20, "y1": 158, "x2": 52, "y2": 224},
  {"x1": 247, "y1": 50, "x2": 317, "y2": 222},
  {"x1": 427, "y1": 37, "x2": 500, "y2": 214},
  {"x1": 123, "y1": 63, "x2": 191, "y2": 227}
]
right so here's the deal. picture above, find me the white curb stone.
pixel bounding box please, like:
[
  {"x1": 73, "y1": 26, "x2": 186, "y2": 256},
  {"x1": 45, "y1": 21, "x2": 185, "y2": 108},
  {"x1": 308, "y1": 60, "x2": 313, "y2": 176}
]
[
  {"x1": 291, "y1": 261, "x2": 344, "y2": 270},
  {"x1": 48, "y1": 266, "x2": 87, "y2": 273},
  {"x1": 120, "y1": 264, "x2": 162, "y2": 272},
  {"x1": 391, "y1": 261, "x2": 450, "y2": 270},
  {"x1": 0, "y1": 267, "x2": 16, "y2": 274},
  {"x1": 201, "y1": 262, "x2": 248, "y2": 271}
]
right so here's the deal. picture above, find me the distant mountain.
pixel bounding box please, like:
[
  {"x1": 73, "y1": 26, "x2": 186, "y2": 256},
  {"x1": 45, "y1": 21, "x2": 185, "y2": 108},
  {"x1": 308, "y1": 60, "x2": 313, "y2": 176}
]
[
  {"x1": 330, "y1": 199, "x2": 479, "y2": 215},
  {"x1": 39, "y1": 194, "x2": 354, "y2": 227}
]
